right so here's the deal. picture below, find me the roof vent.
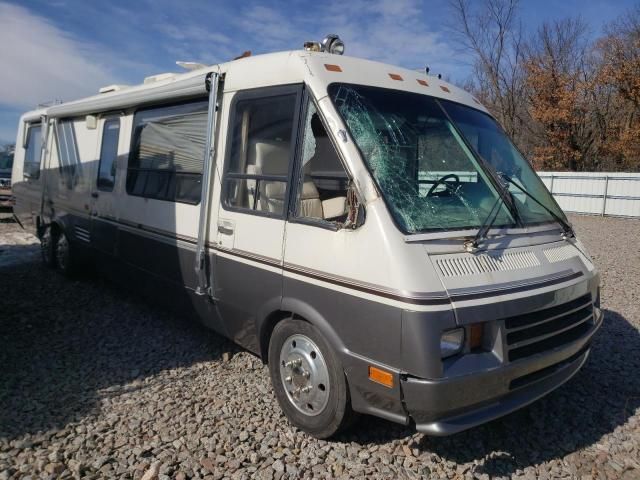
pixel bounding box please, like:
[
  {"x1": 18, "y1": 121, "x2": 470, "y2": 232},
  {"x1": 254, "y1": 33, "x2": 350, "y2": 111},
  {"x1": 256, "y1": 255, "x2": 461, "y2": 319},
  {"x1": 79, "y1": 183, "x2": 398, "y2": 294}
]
[
  {"x1": 176, "y1": 61, "x2": 207, "y2": 71},
  {"x1": 143, "y1": 73, "x2": 176, "y2": 84},
  {"x1": 98, "y1": 84, "x2": 129, "y2": 94}
]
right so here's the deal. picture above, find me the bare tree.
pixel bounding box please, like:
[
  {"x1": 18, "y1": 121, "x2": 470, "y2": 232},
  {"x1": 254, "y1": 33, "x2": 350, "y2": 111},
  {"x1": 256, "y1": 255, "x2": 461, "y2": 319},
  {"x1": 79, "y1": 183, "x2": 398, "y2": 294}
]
[
  {"x1": 447, "y1": 0, "x2": 529, "y2": 146},
  {"x1": 449, "y1": 0, "x2": 640, "y2": 172},
  {"x1": 596, "y1": 6, "x2": 640, "y2": 170}
]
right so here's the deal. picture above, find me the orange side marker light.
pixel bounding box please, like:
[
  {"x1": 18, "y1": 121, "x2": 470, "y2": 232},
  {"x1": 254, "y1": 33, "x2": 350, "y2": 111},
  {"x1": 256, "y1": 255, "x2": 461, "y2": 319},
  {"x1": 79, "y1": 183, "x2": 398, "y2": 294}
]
[
  {"x1": 417, "y1": 79, "x2": 429, "y2": 86},
  {"x1": 440, "y1": 85, "x2": 451, "y2": 93},
  {"x1": 388, "y1": 73, "x2": 403, "y2": 81},
  {"x1": 369, "y1": 366, "x2": 394, "y2": 388}
]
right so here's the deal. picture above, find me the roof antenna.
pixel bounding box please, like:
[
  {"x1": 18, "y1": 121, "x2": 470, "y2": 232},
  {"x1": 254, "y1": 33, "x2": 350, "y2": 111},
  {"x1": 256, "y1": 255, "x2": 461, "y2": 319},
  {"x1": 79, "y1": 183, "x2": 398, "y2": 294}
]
[
  {"x1": 438, "y1": 73, "x2": 442, "y2": 79},
  {"x1": 425, "y1": 66, "x2": 430, "y2": 75}
]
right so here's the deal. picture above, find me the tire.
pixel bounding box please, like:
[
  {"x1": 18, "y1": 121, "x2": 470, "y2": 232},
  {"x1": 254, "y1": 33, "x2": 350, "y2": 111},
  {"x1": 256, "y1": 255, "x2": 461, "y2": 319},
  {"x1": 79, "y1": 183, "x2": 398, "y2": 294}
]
[
  {"x1": 268, "y1": 317, "x2": 356, "y2": 439},
  {"x1": 54, "y1": 230, "x2": 77, "y2": 277},
  {"x1": 40, "y1": 227, "x2": 56, "y2": 268}
]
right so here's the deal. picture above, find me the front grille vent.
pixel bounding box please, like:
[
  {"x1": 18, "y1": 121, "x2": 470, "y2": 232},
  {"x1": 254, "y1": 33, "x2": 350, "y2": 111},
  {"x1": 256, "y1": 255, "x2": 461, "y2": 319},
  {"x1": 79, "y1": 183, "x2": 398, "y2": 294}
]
[
  {"x1": 509, "y1": 346, "x2": 588, "y2": 390},
  {"x1": 436, "y1": 250, "x2": 540, "y2": 278},
  {"x1": 505, "y1": 294, "x2": 594, "y2": 362},
  {"x1": 543, "y1": 245, "x2": 577, "y2": 263}
]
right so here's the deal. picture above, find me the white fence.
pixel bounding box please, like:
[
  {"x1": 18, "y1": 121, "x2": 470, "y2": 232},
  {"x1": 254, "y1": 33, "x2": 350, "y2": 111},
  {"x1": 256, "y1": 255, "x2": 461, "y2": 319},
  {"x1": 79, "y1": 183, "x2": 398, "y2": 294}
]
[{"x1": 537, "y1": 172, "x2": 640, "y2": 218}]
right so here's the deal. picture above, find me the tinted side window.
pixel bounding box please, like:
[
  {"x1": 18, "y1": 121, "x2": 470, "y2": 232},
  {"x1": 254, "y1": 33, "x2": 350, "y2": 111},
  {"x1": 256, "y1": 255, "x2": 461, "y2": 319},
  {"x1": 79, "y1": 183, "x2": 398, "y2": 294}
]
[
  {"x1": 97, "y1": 119, "x2": 120, "y2": 191},
  {"x1": 126, "y1": 99, "x2": 208, "y2": 204},
  {"x1": 55, "y1": 119, "x2": 82, "y2": 189},
  {"x1": 223, "y1": 92, "x2": 298, "y2": 216},
  {"x1": 24, "y1": 124, "x2": 42, "y2": 179}
]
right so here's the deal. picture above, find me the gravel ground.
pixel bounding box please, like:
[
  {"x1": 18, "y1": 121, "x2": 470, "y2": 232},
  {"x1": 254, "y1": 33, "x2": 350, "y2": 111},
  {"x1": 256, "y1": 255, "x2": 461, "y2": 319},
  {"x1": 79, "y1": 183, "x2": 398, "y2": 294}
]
[{"x1": 0, "y1": 213, "x2": 638, "y2": 480}]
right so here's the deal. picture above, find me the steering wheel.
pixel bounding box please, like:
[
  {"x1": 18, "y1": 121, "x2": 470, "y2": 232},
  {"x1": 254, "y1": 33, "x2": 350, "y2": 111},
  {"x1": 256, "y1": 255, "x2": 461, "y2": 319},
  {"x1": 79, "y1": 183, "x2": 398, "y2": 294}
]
[{"x1": 426, "y1": 174, "x2": 461, "y2": 197}]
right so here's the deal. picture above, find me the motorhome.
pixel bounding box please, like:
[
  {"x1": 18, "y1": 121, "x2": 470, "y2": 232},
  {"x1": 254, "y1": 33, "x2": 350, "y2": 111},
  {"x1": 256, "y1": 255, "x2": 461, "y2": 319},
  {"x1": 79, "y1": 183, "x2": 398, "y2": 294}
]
[
  {"x1": 11, "y1": 35, "x2": 602, "y2": 439},
  {"x1": 0, "y1": 146, "x2": 13, "y2": 210}
]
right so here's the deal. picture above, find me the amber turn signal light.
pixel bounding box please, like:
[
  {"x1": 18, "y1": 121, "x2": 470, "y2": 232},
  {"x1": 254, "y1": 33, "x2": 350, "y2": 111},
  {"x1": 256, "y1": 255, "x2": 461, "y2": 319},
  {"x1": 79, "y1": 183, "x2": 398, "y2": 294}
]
[
  {"x1": 368, "y1": 366, "x2": 394, "y2": 388},
  {"x1": 469, "y1": 323, "x2": 484, "y2": 349}
]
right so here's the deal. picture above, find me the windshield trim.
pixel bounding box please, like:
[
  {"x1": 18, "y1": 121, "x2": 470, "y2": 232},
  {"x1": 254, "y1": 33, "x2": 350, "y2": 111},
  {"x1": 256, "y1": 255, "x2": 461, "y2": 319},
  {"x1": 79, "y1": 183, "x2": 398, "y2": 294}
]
[{"x1": 403, "y1": 221, "x2": 562, "y2": 242}]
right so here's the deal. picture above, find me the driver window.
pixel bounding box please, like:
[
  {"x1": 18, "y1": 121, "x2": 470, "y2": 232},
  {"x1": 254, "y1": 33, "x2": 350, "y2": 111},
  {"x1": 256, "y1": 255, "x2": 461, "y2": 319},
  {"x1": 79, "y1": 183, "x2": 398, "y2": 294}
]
[
  {"x1": 293, "y1": 103, "x2": 350, "y2": 224},
  {"x1": 223, "y1": 90, "x2": 298, "y2": 216}
]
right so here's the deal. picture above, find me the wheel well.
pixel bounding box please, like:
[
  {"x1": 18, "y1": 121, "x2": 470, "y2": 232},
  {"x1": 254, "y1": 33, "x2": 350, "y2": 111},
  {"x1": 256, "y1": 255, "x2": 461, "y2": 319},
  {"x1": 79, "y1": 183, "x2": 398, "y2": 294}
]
[
  {"x1": 260, "y1": 310, "x2": 302, "y2": 363},
  {"x1": 39, "y1": 220, "x2": 61, "y2": 240}
]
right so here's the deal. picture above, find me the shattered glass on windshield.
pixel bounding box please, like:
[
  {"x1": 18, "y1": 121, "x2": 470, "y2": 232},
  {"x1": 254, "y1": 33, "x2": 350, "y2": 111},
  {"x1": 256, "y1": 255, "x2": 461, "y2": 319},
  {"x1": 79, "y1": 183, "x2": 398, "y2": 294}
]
[{"x1": 330, "y1": 84, "x2": 513, "y2": 233}]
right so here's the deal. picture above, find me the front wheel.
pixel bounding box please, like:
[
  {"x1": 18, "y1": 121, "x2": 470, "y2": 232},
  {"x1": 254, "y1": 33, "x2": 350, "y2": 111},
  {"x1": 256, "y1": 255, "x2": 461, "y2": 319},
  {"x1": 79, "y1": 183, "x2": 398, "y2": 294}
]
[{"x1": 268, "y1": 318, "x2": 356, "y2": 438}]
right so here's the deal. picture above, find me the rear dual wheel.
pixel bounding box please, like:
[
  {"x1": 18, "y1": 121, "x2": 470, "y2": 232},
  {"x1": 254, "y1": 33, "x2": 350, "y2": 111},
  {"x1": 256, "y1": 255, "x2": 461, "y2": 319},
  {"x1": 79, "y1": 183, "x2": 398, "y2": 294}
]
[
  {"x1": 55, "y1": 231, "x2": 75, "y2": 276},
  {"x1": 268, "y1": 318, "x2": 356, "y2": 439},
  {"x1": 40, "y1": 227, "x2": 55, "y2": 268},
  {"x1": 40, "y1": 227, "x2": 77, "y2": 276}
]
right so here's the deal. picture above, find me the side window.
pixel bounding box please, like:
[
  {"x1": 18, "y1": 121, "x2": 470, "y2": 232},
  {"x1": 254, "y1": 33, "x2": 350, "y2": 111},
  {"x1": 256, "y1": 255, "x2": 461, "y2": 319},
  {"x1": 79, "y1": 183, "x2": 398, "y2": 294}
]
[
  {"x1": 223, "y1": 90, "x2": 298, "y2": 216},
  {"x1": 55, "y1": 118, "x2": 82, "y2": 189},
  {"x1": 24, "y1": 123, "x2": 42, "y2": 179},
  {"x1": 126, "y1": 99, "x2": 208, "y2": 204},
  {"x1": 97, "y1": 118, "x2": 120, "y2": 191},
  {"x1": 294, "y1": 102, "x2": 350, "y2": 223}
]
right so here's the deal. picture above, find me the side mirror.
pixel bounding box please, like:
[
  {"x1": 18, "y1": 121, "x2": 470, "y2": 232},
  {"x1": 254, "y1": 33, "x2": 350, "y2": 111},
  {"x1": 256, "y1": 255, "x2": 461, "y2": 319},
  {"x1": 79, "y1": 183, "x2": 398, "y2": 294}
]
[
  {"x1": 344, "y1": 182, "x2": 365, "y2": 229},
  {"x1": 21, "y1": 125, "x2": 29, "y2": 149}
]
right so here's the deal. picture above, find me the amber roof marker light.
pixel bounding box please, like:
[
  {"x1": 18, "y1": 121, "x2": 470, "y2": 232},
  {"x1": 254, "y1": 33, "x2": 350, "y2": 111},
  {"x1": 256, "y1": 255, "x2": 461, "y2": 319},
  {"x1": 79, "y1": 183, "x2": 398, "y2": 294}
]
[
  {"x1": 304, "y1": 34, "x2": 345, "y2": 55},
  {"x1": 324, "y1": 64, "x2": 343, "y2": 72}
]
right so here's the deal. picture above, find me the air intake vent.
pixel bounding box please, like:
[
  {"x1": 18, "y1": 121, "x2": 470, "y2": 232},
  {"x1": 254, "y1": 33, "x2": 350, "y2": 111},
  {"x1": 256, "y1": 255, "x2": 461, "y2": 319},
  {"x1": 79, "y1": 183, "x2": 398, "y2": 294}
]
[
  {"x1": 436, "y1": 251, "x2": 540, "y2": 278},
  {"x1": 543, "y1": 245, "x2": 577, "y2": 263},
  {"x1": 74, "y1": 226, "x2": 90, "y2": 243}
]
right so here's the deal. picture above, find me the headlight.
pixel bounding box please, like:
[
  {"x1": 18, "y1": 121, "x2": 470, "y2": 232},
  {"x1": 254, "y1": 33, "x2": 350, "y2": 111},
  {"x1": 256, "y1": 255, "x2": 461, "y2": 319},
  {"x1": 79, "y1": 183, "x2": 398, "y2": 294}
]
[{"x1": 440, "y1": 328, "x2": 464, "y2": 358}]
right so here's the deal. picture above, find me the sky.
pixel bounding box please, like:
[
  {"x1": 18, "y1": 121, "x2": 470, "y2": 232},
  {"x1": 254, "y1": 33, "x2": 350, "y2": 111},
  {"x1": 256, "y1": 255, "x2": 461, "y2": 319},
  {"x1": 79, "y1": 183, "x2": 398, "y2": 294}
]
[{"x1": 0, "y1": 0, "x2": 637, "y2": 145}]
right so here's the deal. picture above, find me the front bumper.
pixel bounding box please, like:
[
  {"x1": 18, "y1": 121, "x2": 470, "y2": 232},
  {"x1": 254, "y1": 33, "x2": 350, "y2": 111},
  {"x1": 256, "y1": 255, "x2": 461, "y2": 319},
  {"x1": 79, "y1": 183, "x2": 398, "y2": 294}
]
[{"x1": 401, "y1": 307, "x2": 603, "y2": 435}]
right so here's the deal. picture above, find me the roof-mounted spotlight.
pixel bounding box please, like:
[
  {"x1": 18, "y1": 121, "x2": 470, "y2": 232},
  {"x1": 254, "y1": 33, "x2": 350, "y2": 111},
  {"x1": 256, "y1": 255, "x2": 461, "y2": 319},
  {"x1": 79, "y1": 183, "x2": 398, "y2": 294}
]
[
  {"x1": 303, "y1": 41, "x2": 322, "y2": 52},
  {"x1": 304, "y1": 34, "x2": 345, "y2": 55},
  {"x1": 322, "y1": 34, "x2": 345, "y2": 55}
]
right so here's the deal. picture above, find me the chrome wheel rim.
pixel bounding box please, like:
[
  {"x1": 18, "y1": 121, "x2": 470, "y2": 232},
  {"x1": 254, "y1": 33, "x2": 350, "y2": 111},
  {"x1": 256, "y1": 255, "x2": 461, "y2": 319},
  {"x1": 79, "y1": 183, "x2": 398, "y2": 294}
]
[
  {"x1": 279, "y1": 334, "x2": 330, "y2": 416},
  {"x1": 56, "y1": 234, "x2": 69, "y2": 270}
]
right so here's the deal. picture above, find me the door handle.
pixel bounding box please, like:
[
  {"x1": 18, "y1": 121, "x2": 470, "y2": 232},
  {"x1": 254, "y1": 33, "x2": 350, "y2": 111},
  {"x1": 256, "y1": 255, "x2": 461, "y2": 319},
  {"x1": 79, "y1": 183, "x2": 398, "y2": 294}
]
[
  {"x1": 91, "y1": 192, "x2": 99, "y2": 198},
  {"x1": 217, "y1": 220, "x2": 235, "y2": 235},
  {"x1": 218, "y1": 224, "x2": 234, "y2": 235}
]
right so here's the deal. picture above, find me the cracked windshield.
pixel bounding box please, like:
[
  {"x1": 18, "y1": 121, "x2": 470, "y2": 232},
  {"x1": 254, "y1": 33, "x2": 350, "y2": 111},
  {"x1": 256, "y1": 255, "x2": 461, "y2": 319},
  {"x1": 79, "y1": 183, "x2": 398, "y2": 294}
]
[{"x1": 329, "y1": 84, "x2": 564, "y2": 234}]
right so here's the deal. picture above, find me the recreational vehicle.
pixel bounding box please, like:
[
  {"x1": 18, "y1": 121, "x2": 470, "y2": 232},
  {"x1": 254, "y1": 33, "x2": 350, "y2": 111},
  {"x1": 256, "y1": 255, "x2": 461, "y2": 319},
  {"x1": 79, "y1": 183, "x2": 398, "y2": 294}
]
[
  {"x1": 11, "y1": 35, "x2": 602, "y2": 438},
  {"x1": 0, "y1": 146, "x2": 13, "y2": 210}
]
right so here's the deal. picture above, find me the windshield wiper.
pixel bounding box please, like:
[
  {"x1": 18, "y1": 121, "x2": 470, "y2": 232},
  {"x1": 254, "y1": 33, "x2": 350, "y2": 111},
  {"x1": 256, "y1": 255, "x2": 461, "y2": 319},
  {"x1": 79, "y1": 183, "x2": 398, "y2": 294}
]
[
  {"x1": 501, "y1": 175, "x2": 574, "y2": 238},
  {"x1": 464, "y1": 194, "x2": 506, "y2": 252},
  {"x1": 464, "y1": 169, "x2": 522, "y2": 252}
]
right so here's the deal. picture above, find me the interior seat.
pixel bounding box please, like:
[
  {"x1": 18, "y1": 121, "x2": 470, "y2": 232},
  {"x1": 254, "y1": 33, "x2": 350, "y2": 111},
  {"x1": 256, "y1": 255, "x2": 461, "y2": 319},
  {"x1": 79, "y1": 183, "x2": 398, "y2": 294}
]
[{"x1": 247, "y1": 140, "x2": 347, "y2": 219}]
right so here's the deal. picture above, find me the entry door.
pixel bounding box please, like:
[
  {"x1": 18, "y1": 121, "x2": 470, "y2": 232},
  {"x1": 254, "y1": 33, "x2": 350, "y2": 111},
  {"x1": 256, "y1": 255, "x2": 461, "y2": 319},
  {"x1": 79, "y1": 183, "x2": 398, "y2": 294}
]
[
  {"x1": 213, "y1": 85, "x2": 302, "y2": 345},
  {"x1": 89, "y1": 116, "x2": 121, "y2": 256}
]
